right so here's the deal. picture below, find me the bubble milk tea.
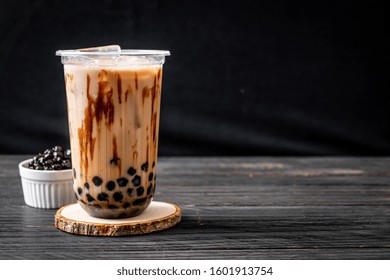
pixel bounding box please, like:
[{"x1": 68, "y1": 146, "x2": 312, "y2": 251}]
[{"x1": 57, "y1": 47, "x2": 170, "y2": 218}]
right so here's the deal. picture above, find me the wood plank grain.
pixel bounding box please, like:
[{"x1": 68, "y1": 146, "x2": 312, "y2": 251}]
[{"x1": 1, "y1": 155, "x2": 390, "y2": 259}]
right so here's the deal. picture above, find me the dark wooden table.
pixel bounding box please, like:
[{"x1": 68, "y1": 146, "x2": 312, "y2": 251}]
[{"x1": 1, "y1": 155, "x2": 390, "y2": 259}]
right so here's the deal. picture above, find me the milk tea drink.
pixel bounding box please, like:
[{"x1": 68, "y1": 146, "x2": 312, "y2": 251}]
[{"x1": 56, "y1": 46, "x2": 170, "y2": 218}]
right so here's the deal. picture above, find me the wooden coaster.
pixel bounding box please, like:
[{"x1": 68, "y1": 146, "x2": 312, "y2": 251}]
[{"x1": 55, "y1": 201, "x2": 181, "y2": 236}]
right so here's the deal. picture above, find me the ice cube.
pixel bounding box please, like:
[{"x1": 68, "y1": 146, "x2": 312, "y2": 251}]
[{"x1": 78, "y1": 45, "x2": 121, "y2": 52}]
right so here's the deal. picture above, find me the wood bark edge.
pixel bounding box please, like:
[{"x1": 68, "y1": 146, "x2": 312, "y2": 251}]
[{"x1": 54, "y1": 204, "x2": 181, "y2": 236}]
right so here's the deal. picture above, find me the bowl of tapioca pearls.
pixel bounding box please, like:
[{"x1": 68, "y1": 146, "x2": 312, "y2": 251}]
[{"x1": 18, "y1": 146, "x2": 76, "y2": 209}]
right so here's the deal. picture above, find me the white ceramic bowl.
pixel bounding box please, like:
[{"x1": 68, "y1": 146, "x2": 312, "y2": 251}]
[{"x1": 19, "y1": 159, "x2": 76, "y2": 209}]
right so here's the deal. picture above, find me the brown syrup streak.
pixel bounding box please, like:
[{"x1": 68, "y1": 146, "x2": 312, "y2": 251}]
[
  {"x1": 135, "y1": 71, "x2": 138, "y2": 90},
  {"x1": 78, "y1": 74, "x2": 92, "y2": 179},
  {"x1": 97, "y1": 70, "x2": 115, "y2": 127},
  {"x1": 112, "y1": 134, "x2": 121, "y2": 173},
  {"x1": 142, "y1": 86, "x2": 150, "y2": 105},
  {"x1": 116, "y1": 73, "x2": 122, "y2": 104},
  {"x1": 157, "y1": 68, "x2": 161, "y2": 81},
  {"x1": 79, "y1": 71, "x2": 116, "y2": 179},
  {"x1": 151, "y1": 72, "x2": 158, "y2": 143}
]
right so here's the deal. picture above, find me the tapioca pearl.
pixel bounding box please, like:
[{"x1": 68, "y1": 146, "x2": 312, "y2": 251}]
[
  {"x1": 62, "y1": 159, "x2": 71, "y2": 169},
  {"x1": 137, "y1": 186, "x2": 144, "y2": 196},
  {"x1": 84, "y1": 182, "x2": 90, "y2": 190},
  {"x1": 53, "y1": 151, "x2": 64, "y2": 159},
  {"x1": 132, "y1": 175, "x2": 141, "y2": 187},
  {"x1": 148, "y1": 172, "x2": 154, "y2": 181},
  {"x1": 53, "y1": 146, "x2": 63, "y2": 152},
  {"x1": 97, "y1": 192, "x2": 109, "y2": 201},
  {"x1": 127, "y1": 167, "x2": 136, "y2": 176},
  {"x1": 133, "y1": 197, "x2": 147, "y2": 206},
  {"x1": 141, "y1": 162, "x2": 148, "y2": 172},
  {"x1": 86, "y1": 193, "x2": 95, "y2": 202},
  {"x1": 64, "y1": 149, "x2": 71, "y2": 158},
  {"x1": 77, "y1": 187, "x2": 83, "y2": 195},
  {"x1": 117, "y1": 177, "x2": 129, "y2": 187},
  {"x1": 113, "y1": 191, "x2": 123, "y2": 202},
  {"x1": 127, "y1": 188, "x2": 133, "y2": 197},
  {"x1": 52, "y1": 163, "x2": 62, "y2": 170},
  {"x1": 123, "y1": 202, "x2": 131, "y2": 209},
  {"x1": 108, "y1": 204, "x2": 118, "y2": 209},
  {"x1": 106, "y1": 181, "x2": 116, "y2": 191},
  {"x1": 53, "y1": 157, "x2": 62, "y2": 163},
  {"x1": 92, "y1": 176, "x2": 103, "y2": 186},
  {"x1": 147, "y1": 184, "x2": 152, "y2": 195}
]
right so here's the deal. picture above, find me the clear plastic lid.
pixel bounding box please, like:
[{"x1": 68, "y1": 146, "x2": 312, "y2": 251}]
[{"x1": 56, "y1": 45, "x2": 170, "y2": 66}]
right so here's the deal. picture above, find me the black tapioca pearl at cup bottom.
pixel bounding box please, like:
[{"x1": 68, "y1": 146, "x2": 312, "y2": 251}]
[
  {"x1": 97, "y1": 192, "x2": 109, "y2": 201},
  {"x1": 147, "y1": 184, "x2": 153, "y2": 195},
  {"x1": 132, "y1": 175, "x2": 141, "y2": 187},
  {"x1": 84, "y1": 182, "x2": 90, "y2": 190},
  {"x1": 148, "y1": 172, "x2": 154, "y2": 181},
  {"x1": 106, "y1": 180, "x2": 116, "y2": 191},
  {"x1": 113, "y1": 191, "x2": 124, "y2": 202},
  {"x1": 123, "y1": 202, "x2": 131, "y2": 209},
  {"x1": 117, "y1": 177, "x2": 129, "y2": 187},
  {"x1": 141, "y1": 162, "x2": 148, "y2": 172},
  {"x1": 92, "y1": 176, "x2": 103, "y2": 186},
  {"x1": 137, "y1": 186, "x2": 144, "y2": 196},
  {"x1": 108, "y1": 204, "x2": 118, "y2": 209},
  {"x1": 77, "y1": 187, "x2": 83, "y2": 195},
  {"x1": 86, "y1": 193, "x2": 95, "y2": 202},
  {"x1": 133, "y1": 197, "x2": 147, "y2": 206},
  {"x1": 127, "y1": 167, "x2": 136, "y2": 176},
  {"x1": 127, "y1": 188, "x2": 133, "y2": 197}
]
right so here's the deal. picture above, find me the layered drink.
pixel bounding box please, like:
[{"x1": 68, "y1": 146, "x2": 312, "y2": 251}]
[{"x1": 57, "y1": 46, "x2": 169, "y2": 218}]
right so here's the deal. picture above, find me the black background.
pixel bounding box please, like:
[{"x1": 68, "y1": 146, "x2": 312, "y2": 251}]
[{"x1": 0, "y1": 0, "x2": 388, "y2": 156}]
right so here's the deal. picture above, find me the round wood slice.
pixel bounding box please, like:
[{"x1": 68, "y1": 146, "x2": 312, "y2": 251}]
[{"x1": 55, "y1": 201, "x2": 181, "y2": 236}]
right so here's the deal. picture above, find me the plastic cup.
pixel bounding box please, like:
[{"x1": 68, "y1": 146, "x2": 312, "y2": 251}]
[{"x1": 56, "y1": 46, "x2": 170, "y2": 218}]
